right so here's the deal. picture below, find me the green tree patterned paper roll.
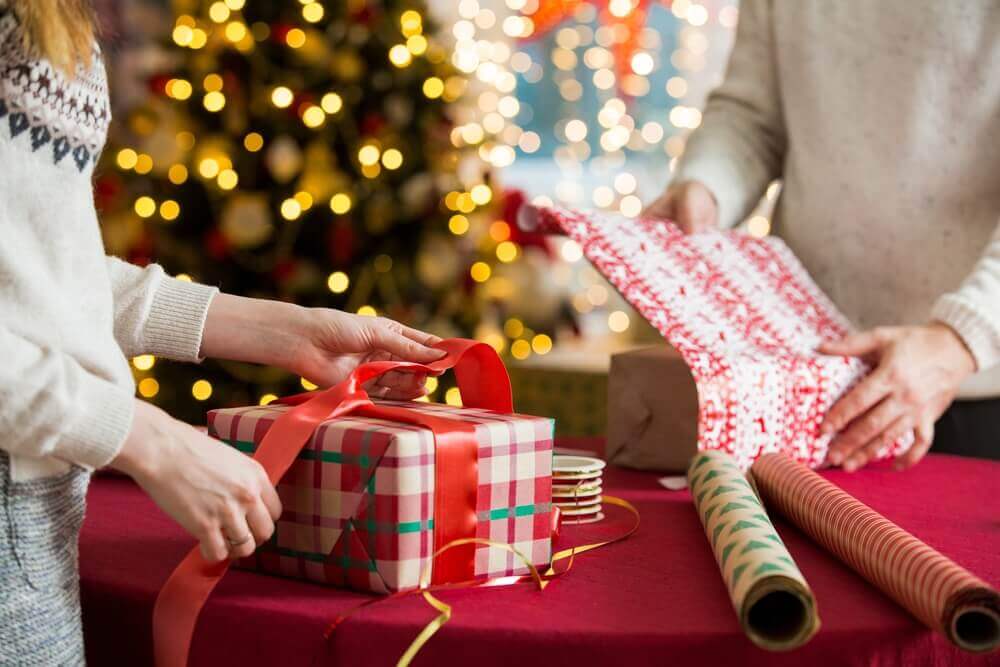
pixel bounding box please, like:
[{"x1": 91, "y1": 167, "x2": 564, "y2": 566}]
[{"x1": 687, "y1": 450, "x2": 820, "y2": 650}]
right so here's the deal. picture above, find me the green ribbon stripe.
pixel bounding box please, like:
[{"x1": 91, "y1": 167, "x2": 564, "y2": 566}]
[
  {"x1": 225, "y1": 438, "x2": 371, "y2": 466},
  {"x1": 480, "y1": 503, "x2": 551, "y2": 521},
  {"x1": 265, "y1": 544, "x2": 379, "y2": 572}
]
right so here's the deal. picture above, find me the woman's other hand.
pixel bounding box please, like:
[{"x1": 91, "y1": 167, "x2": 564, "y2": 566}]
[
  {"x1": 110, "y1": 400, "x2": 282, "y2": 563},
  {"x1": 818, "y1": 323, "x2": 976, "y2": 471}
]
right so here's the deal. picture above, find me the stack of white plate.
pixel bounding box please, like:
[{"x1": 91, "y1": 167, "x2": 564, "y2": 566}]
[{"x1": 552, "y1": 455, "x2": 606, "y2": 525}]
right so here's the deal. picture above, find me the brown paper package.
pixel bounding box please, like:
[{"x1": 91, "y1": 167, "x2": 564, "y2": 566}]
[{"x1": 606, "y1": 345, "x2": 699, "y2": 472}]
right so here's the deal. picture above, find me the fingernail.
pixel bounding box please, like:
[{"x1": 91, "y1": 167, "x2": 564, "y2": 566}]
[
  {"x1": 843, "y1": 460, "x2": 855, "y2": 473},
  {"x1": 828, "y1": 451, "x2": 842, "y2": 465}
]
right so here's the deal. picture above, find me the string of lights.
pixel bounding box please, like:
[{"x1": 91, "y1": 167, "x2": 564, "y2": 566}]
[
  {"x1": 102, "y1": 0, "x2": 517, "y2": 417},
  {"x1": 100, "y1": 0, "x2": 769, "y2": 419}
]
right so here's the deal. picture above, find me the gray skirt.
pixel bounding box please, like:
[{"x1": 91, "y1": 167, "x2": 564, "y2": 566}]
[{"x1": 0, "y1": 451, "x2": 89, "y2": 666}]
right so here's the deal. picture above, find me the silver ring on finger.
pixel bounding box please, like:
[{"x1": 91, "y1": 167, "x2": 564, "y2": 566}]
[{"x1": 226, "y1": 532, "x2": 252, "y2": 547}]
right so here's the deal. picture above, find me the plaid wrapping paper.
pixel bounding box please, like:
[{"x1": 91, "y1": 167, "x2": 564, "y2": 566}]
[{"x1": 207, "y1": 400, "x2": 554, "y2": 594}]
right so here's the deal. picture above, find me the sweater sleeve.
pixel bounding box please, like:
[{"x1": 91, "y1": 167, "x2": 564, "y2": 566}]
[
  {"x1": 672, "y1": 0, "x2": 787, "y2": 228},
  {"x1": 931, "y1": 220, "x2": 1000, "y2": 371},
  {"x1": 0, "y1": 326, "x2": 134, "y2": 469},
  {"x1": 105, "y1": 257, "x2": 218, "y2": 362}
]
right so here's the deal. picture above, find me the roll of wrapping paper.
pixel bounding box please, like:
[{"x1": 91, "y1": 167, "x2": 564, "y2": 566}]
[
  {"x1": 751, "y1": 453, "x2": 1000, "y2": 653},
  {"x1": 687, "y1": 451, "x2": 820, "y2": 650}
]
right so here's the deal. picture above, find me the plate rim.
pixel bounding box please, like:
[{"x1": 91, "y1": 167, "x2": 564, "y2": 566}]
[{"x1": 552, "y1": 455, "x2": 606, "y2": 474}]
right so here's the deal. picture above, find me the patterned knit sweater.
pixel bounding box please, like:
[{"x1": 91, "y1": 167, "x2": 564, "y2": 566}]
[{"x1": 0, "y1": 5, "x2": 217, "y2": 481}]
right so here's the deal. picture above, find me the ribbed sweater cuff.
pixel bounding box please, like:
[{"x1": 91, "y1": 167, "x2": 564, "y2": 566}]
[
  {"x1": 61, "y1": 380, "x2": 134, "y2": 470},
  {"x1": 145, "y1": 277, "x2": 218, "y2": 363},
  {"x1": 932, "y1": 295, "x2": 1000, "y2": 372}
]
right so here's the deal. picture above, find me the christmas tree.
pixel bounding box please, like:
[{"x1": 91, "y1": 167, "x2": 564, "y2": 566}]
[{"x1": 98, "y1": 0, "x2": 513, "y2": 422}]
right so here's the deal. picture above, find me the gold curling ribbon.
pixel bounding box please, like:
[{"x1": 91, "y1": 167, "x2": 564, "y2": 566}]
[
  {"x1": 398, "y1": 495, "x2": 640, "y2": 667},
  {"x1": 398, "y1": 537, "x2": 547, "y2": 667},
  {"x1": 323, "y1": 495, "x2": 640, "y2": 666}
]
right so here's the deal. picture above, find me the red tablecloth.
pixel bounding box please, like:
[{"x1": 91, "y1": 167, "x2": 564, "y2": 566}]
[{"x1": 79, "y1": 450, "x2": 1000, "y2": 666}]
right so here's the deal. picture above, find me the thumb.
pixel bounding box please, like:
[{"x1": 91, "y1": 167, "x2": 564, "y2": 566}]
[
  {"x1": 371, "y1": 320, "x2": 445, "y2": 363},
  {"x1": 818, "y1": 329, "x2": 885, "y2": 357},
  {"x1": 640, "y1": 191, "x2": 676, "y2": 221},
  {"x1": 675, "y1": 187, "x2": 718, "y2": 234}
]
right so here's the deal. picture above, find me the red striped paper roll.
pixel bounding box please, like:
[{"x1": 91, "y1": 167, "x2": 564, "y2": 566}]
[{"x1": 750, "y1": 454, "x2": 1000, "y2": 653}]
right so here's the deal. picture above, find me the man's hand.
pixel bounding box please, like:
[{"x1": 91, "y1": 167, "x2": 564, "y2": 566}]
[
  {"x1": 641, "y1": 180, "x2": 718, "y2": 234},
  {"x1": 818, "y1": 323, "x2": 976, "y2": 472}
]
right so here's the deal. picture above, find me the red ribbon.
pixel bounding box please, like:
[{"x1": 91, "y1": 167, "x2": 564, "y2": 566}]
[{"x1": 152, "y1": 339, "x2": 513, "y2": 667}]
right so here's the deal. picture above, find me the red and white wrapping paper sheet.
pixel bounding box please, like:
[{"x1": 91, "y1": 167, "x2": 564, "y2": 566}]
[
  {"x1": 520, "y1": 204, "x2": 911, "y2": 469},
  {"x1": 208, "y1": 400, "x2": 554, "y2": 594}
]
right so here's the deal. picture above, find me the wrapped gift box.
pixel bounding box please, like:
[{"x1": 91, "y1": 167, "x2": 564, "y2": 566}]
[
  {"x1": 606, "y1": 345, "x2": 699, "y2": 472},
  {"x1": 208, "y1": 400, "x2": 554, "y2": 594},
  {"x1": 520, "y1": 204, "x2": 911, "y2": 470}
]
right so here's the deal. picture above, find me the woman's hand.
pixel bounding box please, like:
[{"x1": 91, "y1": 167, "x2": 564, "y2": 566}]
[
  {"x1": 285, "y1": 308, "x2": 445, "y2": 399},
  {"x1": 818, "y1": 323, "x2": 976, "y2": 472},
  {"x1": 641, "y1": 180, "x2": 718, "y2": 233},
  {"x1": 111, "y1": 400, "x2": 282, "y2": 563},
  {"x1": 199, "y1": 294, "x2": 444, "y2": 399}
]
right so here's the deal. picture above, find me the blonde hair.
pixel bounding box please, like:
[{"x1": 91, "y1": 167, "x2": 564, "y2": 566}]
[{"x1": 10, "y1": 0, "x2": 96, "y2": 75}]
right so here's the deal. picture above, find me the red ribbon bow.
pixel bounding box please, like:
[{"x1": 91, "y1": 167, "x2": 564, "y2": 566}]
[{"x1": 152, "y1": 339, "x2": 513, "y2": 666}]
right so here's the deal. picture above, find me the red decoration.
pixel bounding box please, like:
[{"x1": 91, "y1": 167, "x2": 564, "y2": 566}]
[
  {"x1": 503, "y1": 189, "x2": 554, "y2": 258},
  {"x1": 127, "y1": 231, "x2": 155, "y2": 267},
  {"x1": 521, "y1": 0, "x2": 672, "y2": 97},
  {"x1": 220, "y1": 70, "x2": 241, "y2": 93},
  {"x1": 328, "y1": 220, "x2": 355, "y2": 265},
  {"x1": 351, "y1": 6, "x2": 375, "y2": 24},
  {"x1": 204, "y1": 228, "x2": 230, "y2": 261},
  {"x1": 270, "y1": 23, "x2": 293, "y2": 44},
  {"x1": 360, "y1": 113, "x2": 386, "y2": 136},
  {"x1": 147, "y1": 73, "x2": 172, "y2": 96},
  {"x1": 272, "y1": 257, "x2": 297, "y2": 283},
  {"x1": 93, "y1": 173, "x2": 122, "y2": 213}
]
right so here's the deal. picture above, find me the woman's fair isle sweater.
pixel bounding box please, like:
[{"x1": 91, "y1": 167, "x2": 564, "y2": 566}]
[
  {"x1": 0, "y1": 7, "x2": 217, "y2": 481},
  {"x1": 675, "y1": 1, "x2": 1000, "y2": 398}
]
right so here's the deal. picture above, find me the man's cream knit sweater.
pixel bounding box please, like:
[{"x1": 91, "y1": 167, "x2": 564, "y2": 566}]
[
  {"x1": 0, "y1": 7, "x2": 216, "y2": 481},
  {"x1": 674, "y1": 1, "x2": 1000, "y2": 397}
]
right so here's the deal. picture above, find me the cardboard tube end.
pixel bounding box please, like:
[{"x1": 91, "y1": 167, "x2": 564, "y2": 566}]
[
  {"x1": 952, "y1": 606, "x2": 1000, "y2": 653},
  {"x1": 745, "y1": 588, "x2": 817, "y2": 651}
]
